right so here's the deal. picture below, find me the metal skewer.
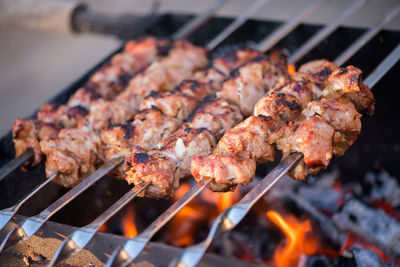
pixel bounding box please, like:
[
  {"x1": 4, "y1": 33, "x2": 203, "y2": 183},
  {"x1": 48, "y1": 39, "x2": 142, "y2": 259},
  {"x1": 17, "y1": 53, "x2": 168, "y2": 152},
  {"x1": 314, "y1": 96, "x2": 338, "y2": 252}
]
[
  {"x1": 257, "y1": 0, "x2": 329, "y2": 52},
  {"x1": 206, "y1": 0, "x2": 271, "y2": 51},
  {"x1": 172, "y1": 0, "x2": 228, "y2": 40},
  {"x1": 106, "y1": 179, "x2": 212, "y2": 267},
  {"x1": 0, "y1": 156, "x2": 124, "y2": 252},
  {"x1": 334, "y1": 4, "x2": 400, "y2": 66},
  {"x1": 47, "y1": 180, "x2": 150, "y2": 267},
  {"x1": 0, "y1": 0, "x2": 228, "y2": 182},
  {"x1": 170, "y1": 42, "x2": 400, "y2": 267},
  {"x1": 104, "y1": 1, "x2": 340, "y2": 265},
  {"x1": 0, "y1": 149, "x2": 33, "y2": 182},
  {"x1": 0, "y1": 171, "x2": 58, "y2": 231}
]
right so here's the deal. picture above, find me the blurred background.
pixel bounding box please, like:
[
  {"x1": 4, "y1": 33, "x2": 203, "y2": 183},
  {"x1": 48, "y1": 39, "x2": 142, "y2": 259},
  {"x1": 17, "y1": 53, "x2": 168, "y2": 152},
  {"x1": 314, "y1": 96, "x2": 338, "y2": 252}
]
[{"x1": 0, "y1": 0, "x2": 399, "y2": 137}]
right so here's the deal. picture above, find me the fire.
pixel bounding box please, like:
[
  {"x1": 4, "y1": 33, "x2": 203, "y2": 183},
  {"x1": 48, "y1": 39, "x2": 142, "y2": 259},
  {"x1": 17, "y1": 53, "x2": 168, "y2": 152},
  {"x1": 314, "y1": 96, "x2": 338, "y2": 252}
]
[
  {"x1": 288, "y1": 64, "x2": 296, "y2": 75},
  {"x1": 165, "y1": 183, "x2": 241, "y2": 247},
  {"x1": 266, "y1": 211, "x2": 318, "y2": 267},
  {"x1": 122, "y1": 205, "x2": 138, "y2": 238}
]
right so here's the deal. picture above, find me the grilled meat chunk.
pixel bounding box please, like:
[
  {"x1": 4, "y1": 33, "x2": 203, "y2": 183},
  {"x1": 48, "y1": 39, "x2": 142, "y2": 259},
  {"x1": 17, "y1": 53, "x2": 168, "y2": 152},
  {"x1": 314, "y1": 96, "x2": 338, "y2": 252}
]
[
  {"x1": 12, "y1": 119, "x2": 60, "y2": 167},
  {"x1": 212, "y1": 47, "x2": 265, "y2": 75},
  {"x1": 100, "y1": 124, "x2": 144, "y2": 179},
  {"x1": 40, "y1": 127, "x2": 101, "y2": 187},
  {"x1": 125, "y1": 128, "x2": 216, "y2": 198},
  {"x1": 132, "y1": 108, "x2": 181, "y2": 150},
  {"x1": 218, "y1": 53, "x2": 289, "y2": 116}
]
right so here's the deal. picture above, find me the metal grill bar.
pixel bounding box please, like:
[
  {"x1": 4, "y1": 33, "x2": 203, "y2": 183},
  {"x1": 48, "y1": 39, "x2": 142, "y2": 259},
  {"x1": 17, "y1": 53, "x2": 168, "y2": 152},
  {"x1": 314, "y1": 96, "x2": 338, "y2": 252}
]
[
  {"x1": 47, "y1": 181, "x2": 149, "y2": 267},
  {"x1": 0, "y1": 157, "x2": 124, "y2": 252},
  {"x1": 206, "y1": 0, "x2": 271, "y2": 51},
  {"x1": 364, "y1": 43, "x2": 400, "y2": 88},
  {"x1": 0, "y1": 149, "x2": 33, "y2": 182},
  {"x1": 0, "y1": 171, "x2": 58, "y2": 231},
  {"x1": 257, "y1": 0, "x2": 329, "y2": 52},
  {"x1": 170, "y1": 36, "x2": 400, "y2": 267},
  {"x1": 172, "y1": 0, "x2": 228, "y2": 40},
  {"x1": 334, "y1": 4, "x2": 400, "y2": 66},
  {"x1": 288, "y1": 0, "x2": 367, "y2": 64}
]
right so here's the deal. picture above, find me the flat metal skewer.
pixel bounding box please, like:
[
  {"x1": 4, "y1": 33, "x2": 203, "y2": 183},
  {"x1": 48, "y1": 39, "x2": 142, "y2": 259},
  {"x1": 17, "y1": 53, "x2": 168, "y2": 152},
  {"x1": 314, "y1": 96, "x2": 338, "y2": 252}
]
[
  {"x1": 0, "y1": 148, "x2": 33, "y2": 182},
  {"x1": 105, "y1": 179, "x2": 212, "y2": 267},
  {"x1": 0, "y1": 171, "x2": 58, "y2": 231},
  {"x1": 170, "y1": 153, "x2": 302, "y2": 267},
  {"x1": 288, "y1": 0, "x2": 367, "y2": 64},
  {"x1": 334, "y1": 4, "x2": 400, "y2": 66},
  {"x1": 206, "y1": 0, "x2": 271, "y2": 51},
  {"x1": 256, "y1": 0, "x2": 329, "y2": 52},
  {"x1": 0, "y1": 156, "x2": 124, "y2": 253},
  {"x1": 0, "y1": 0, "x2": 225, "y2": 185},
  {"x1": 172, "y1": 0, "x2": 228, "y2": 40},
  {"x1": 47, "y1": 180, "x2": 150, "y2": 267},
  {"x1": 169, "y1": 42, "x2": 400, "y2": 267}
]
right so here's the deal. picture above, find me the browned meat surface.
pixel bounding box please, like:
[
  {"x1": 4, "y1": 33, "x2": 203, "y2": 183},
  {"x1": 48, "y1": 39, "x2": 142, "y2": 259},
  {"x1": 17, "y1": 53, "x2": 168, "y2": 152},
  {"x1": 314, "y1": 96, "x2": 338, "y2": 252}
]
[
  {"x1": 125, "y1": 128, "x2": 215, "y2": 198},
  {"x1": 12, "y1": 119, "x2": 60, "y2": 167},
  {"x1": 322, "y1": 66, "x2": 375, "y2": 114},
  {"x1": 132, "y1": 108, "x2": 181, "y2": 150},
  {"x1": 37, "y1": 103, "x2": 66, "y2": 125},
  {"x1": 139, "y1": 91, "x2": 198, "y2": 120},
  {"x1": 100, "y1": 124, "x2": 144, "y2": 179},
  {"x1": 218, "y1": 52, "x2": 289, "y2": 116},
  {"x1": 191, "y1": 154, "x2": 256, "y2": 192},
  {"x1": 183, "y1": 97, "x2": 243, "y2": 139},
  {"x1": 39, "y1": 127, "x2": 101, "y2": 187},
  {"x1": 191, "y1": 68, "x2": 226, "y2": 93},
  {"x1": 84, "y1": 41, "x2": 208, "y2": 131},
  {"x1": 212, "y1": 47, "x2": 265, "y2": 75},
  {"x1": 191, "y1": 59, "x2": 374, "y2": 192}
]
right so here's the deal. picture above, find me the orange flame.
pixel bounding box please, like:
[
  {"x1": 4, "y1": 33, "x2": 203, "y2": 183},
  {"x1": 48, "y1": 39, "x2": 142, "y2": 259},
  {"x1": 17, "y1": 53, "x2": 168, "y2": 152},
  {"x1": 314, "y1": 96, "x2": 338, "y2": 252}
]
[
  {"x1": 288, "y1": 64, "x2": 296, "y2": 75},
  {"x1": 122, "y1": 205, "x2": 138, "y2": 238},
  {"x1": 166, "y1": 183, "x2": 241, "y2": 247},
  {"x1": 267, "y1": 210, "x2": 318, "y2": 267}
]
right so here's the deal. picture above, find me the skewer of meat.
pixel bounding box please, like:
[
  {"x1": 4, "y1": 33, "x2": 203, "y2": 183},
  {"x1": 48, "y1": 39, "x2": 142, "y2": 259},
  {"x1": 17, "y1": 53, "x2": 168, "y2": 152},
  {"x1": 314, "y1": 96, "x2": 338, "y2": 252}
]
[
  {"x1": 12, "y1": 37, "x2": 167, "y2": 167},
  {"x1": 39, "y1": 47, "x2": 265, "y2": 187},
  {"x1": 191, "y1": 63, "x2": 374, "y2": 191},
  {"x1": 124, "y1": 50, "x2": 290, "y2": 198}
]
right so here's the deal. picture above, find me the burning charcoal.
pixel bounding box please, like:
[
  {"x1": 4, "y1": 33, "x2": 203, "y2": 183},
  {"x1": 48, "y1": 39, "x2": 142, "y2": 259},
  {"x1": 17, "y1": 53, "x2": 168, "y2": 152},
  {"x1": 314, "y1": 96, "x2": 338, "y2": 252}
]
[
  {"x1": 297, "y1": 186, "x2": 341, "y2": 214},
  {"x1": 348, "y1": 246, "x2": 397, "y2": 267},
  {"x1": 276, "y1": 191, "x2": 346, "y2": 246},
  {"x1": 332, "y1": 198, "x2": 400, "y2": 258},
  {"x1": 300, "y1": 254, "x2": 356, "y2": 267},
  {"x1": 364, "y1": 171, "x2": 400, "y2": 207}
]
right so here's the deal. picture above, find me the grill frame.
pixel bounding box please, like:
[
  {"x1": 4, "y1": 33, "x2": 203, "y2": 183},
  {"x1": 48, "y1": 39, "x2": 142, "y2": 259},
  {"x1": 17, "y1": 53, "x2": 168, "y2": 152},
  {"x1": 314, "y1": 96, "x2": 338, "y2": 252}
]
[{"x1": 0, "y1": 4, "x2": 399, "y2": 266}]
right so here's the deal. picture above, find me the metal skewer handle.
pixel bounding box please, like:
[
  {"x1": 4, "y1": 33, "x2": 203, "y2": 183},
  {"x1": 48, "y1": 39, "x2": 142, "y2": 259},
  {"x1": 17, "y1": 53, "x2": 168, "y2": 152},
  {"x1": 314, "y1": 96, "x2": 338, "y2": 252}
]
[
  {"x1": 170, "y1": 42, "x2": 400, "y2": 267},
  {"x1": 0, "y1": 157, "x2": 124, "y2": 253}
]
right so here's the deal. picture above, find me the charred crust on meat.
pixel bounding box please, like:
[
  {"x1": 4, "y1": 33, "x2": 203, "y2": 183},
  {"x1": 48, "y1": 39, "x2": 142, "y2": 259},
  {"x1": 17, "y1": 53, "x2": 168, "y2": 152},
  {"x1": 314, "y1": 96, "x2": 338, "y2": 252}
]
[
  {"x1": 196, "y1": 128, "x2": 207, "y2": 133},
  {"x1": 148, "y1": 91, "x2": 160, "y2": 97},
  {"x1": 276, "y1": 93, "x2": 300, "y2": 110},
  {"x1": 339, "y1": 68, "x2": 348, "y2": 74},
  {"x1": 229, "y1": 68, "x2": 240, "y2": 78},
  {"x1": 189, "y1": 80, "x2": 200, "y2": 90},
  {"x1": 184, "y1": 127, "x2": 191, "y2": 133},
  {"x1": 66, "y1": 106, "x2": 88, "y2": 118},
  {"x1": 134, "y1": 153, "x2": 150, "y2": 163},
  {"x1": 157, "y1": 43, "x2": 174, "y2": 57},
  {"x1": 314, "y1": 67, "x2": 331, "y2": 77},
  {"x1": 257, "y1": 114, "x2": 273, "y2": 122},
  {"x1": 119, "y1": 75, "x2": 132, "y2": 84},
  {"x1": 150, "y1": 105, "x2": 160, "y2": 111}
]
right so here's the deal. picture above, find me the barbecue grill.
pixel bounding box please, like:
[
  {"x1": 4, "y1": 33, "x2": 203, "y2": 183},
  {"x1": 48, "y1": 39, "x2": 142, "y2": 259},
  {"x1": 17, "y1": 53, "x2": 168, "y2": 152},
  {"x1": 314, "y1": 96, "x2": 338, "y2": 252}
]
[{"x1": 0, "y1": 0, "x2": 399, "y2": 266}]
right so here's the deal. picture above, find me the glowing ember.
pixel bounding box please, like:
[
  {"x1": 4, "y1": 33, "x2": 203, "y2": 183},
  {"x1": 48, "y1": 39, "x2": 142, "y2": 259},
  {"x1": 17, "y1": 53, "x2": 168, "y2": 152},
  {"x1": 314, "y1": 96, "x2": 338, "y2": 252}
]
[
  {"x1": 288, "y1": 64, "x2": 296, "y2": 75},
  {"x1": 166, "y1": 183, "x2": 241, "y2": 247},
  {"x1": 266, "y1": 210, "x2": 318, "y2": 267},
  {"x1": 122, "y1": 205, "x2": 138, "y2": 238}
]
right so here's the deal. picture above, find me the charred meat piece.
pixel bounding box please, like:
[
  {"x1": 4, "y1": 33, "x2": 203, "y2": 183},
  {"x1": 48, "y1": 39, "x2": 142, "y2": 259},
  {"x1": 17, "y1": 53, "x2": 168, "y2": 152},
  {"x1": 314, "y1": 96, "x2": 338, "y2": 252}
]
[
  {"x1": 39, "y1": 127, "x2": 101, "y2": 187},
  {"x1": 125, "y1": 128, "x2": 216, "y2": 198},
  {"x1": 212, "y1": 46, "x2": 265, "y2": 75},
  {"x1": 132, "y1": 108, "x2": 181, "y2": 150},
  {"x1": 12, "y1": 119, "x2": 60, "y2": 167},
  {"x1": 218, "y1": 53, "x2": 289, "y2": 116},
  {"x1": 100, "y1": 124, "x2": 144, "y2": 179}
]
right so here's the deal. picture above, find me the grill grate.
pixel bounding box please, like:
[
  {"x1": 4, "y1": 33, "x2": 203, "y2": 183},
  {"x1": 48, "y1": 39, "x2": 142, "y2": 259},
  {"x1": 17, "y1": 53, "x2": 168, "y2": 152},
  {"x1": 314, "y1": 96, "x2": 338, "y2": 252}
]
[{"x1": 0, "y1": 0, "x2": 399, "y2": 266}]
